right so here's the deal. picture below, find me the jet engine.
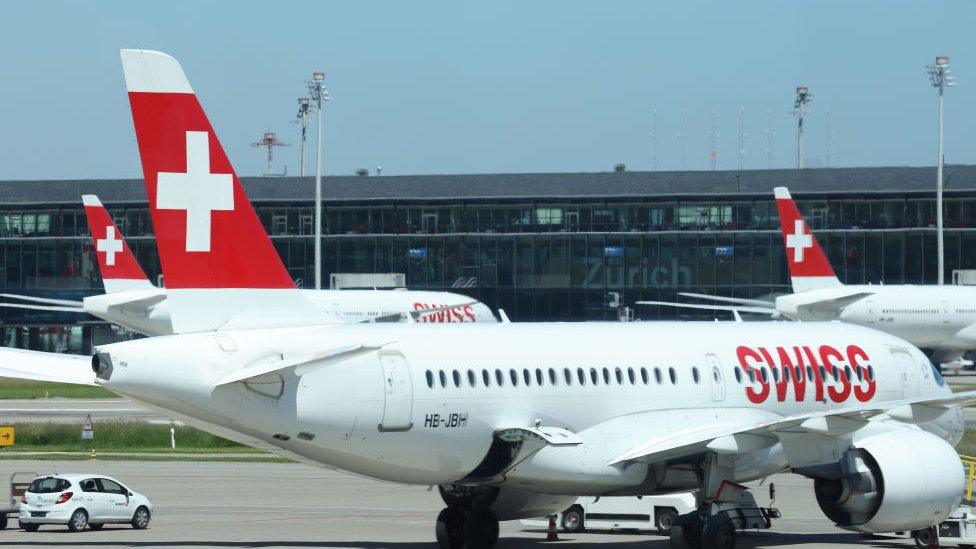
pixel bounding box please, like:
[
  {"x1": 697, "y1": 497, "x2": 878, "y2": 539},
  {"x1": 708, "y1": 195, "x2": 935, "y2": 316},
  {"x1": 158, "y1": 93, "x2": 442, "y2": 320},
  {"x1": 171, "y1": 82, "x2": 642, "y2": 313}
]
[{"x1": 811, "y1": 429, "x2": 963, "y2": 533}]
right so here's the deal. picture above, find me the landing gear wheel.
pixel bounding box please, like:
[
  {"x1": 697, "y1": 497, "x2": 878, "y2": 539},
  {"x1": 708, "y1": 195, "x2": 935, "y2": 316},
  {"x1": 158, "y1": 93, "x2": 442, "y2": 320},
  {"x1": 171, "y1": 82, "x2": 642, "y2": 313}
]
[
  {"x1": 67, "y1": 509, "x2": 88, "y2": 532},
  {"x1": 435, "y1": 507, "x2": 464, "y2": 549},
  {"x1": 656, "y1": 507, "x2": 678, "y2": 535},
  {"x1": 914, "y1": 529, "x2": 933, "y2": 548},
  {"x1": 20, "y1": 521, "x2": 39, "y2": 532},
  {"x1": 561, "y1": 505, "x2": 585, "y2": 533},
  {"x1": 463, "y1": 508, "x2": 499, "y2": 549},
  {"x1": 702, "y1": 513, "x2": 736, "y2": 549},
  {"x1": 670, "y1": 513, "x2": 703, "y2": 549},
  {"x1": 0, "y1": 512, "x2": 7, "y2": 530}
]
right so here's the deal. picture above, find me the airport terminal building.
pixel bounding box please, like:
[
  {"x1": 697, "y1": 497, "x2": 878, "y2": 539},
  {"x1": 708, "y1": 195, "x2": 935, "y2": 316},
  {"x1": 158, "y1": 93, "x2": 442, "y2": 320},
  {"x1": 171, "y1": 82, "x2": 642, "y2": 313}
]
[{"x1": 2, "y1": 164, "x2": 976, "y2": 353}]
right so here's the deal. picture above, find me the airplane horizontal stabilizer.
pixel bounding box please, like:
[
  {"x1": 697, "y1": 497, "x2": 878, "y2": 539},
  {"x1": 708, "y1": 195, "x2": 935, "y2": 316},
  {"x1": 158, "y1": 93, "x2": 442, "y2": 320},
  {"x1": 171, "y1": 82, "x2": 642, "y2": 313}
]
[
  {"x1": 0, "y1": 347, "x2": 96, "y2": 386},
  {"x1": 211, "y1": 342, "x2": 392, "y2": 387},
  {"x1": 0, "y1": 293, "x2": 85, "y2": 307},
  {"x1": 636, "y1": 300, "x2": 777, "y2": 316},
  {"x1": 677, "y1": 292, "x2": 775, "y2": 307}
]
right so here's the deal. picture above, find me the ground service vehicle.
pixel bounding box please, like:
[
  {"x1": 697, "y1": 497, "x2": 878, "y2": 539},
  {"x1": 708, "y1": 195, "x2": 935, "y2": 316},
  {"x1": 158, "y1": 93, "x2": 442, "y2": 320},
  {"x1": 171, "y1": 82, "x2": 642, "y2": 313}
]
[{"x1": 18, "y1": 474, "x2": 152, "y2": 532}]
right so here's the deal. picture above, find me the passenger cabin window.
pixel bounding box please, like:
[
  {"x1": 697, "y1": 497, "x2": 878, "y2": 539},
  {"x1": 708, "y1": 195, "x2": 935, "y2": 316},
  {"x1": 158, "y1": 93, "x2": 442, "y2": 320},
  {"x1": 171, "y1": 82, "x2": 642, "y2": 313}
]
[
  {"x1": 640, "y1": 368, "x2": 649, "y2": 384},
  {"x1": 439, "y1": 370, "x2": 447, "y2": 388},
  {"x1": 693, "y1": 367, "x2": 701, "y2": 384},
  {"x1": 495, "y1": 369, "x2": 504, "y2": 387},
  {"x1": 536, "y1": 368, "x2": 544, "y2": 385},
  {"x1": 615, "y1": 368, "x2": 623, "y2": 384},
  {"x1": 577, "y1": 368, "x2": 586, "y2": 385},
  {"x1": 627, "y1": 367, "x2": 636, "y2": 385},
  {"x1": 467, "y1": 370, "x2": 476, "y2": 387},
  {"x1": 654, "y1": 368, "x2": 663, "y2": 384},
  {"x1": 452, "y1": 370, "x2": 461, "y2": 388},
  {"x1": 482, "y1": 369, "x2": 491, "y2": 387},
  {"x1": 510, "y1": 369, "x2": 519, "y2": 386},
  {"x1": 590, "y1": 368, "x2": 599, "y2": 385},
  {"x1": 668, "y1": 367, "x2": 677, "y2": 384},
  {"x1": 426, "y1": 371, "x2": 434, "y2": 388},
  {"x1": 523, "y1": 368, "x2": 532, "y2": 386},
  {"x1": 564, "y1": 368, "x2": 573, "y2": 385},
  {"x1": 548, "y1": 368, "x2": 558, "y2": 385},
  {"x1": 733, "y1": 368, "x2": 741, "y2": 384}
]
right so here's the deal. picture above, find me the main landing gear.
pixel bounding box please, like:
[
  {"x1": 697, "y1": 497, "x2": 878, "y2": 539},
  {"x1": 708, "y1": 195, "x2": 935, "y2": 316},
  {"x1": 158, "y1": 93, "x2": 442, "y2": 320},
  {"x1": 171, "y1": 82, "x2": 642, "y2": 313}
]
[
  {"x1": 436, "y1": 485, "x2": 500, "y2": 549},
  {"x1": 670, "y1": 456, "x2": 780, "y2": 549}
]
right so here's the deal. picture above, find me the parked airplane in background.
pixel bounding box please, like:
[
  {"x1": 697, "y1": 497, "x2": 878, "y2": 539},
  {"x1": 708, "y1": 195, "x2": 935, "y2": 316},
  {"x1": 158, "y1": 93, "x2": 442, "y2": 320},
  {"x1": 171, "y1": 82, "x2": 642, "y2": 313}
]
[
  {"x1": 0, "y1": 194, "x2": 497, "y2": 336},
  {"x1": 1, "y1": 50, "x2": 973, "y2": 549},
  {"x1": 643, "y1": 186, "x2": 976, "y2": 370}
]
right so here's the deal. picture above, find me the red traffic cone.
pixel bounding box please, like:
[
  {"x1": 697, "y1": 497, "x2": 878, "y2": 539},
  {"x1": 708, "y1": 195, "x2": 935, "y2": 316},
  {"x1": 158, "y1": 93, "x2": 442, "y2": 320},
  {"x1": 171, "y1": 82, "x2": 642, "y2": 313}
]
[
  {"x1": 546, "y1": 515, "x2": 559, "y2": 541},
  {"x1": 928, "y1": 525, "x2": 940, "y2": 548}
]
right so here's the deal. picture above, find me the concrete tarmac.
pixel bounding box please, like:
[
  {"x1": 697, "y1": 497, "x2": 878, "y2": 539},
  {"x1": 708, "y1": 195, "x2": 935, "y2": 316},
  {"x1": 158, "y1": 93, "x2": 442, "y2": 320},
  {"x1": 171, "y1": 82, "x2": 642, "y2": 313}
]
[
  {"x1": 0, "y1": 399, "x2": 168, "y2": 423},
  {"x1": 0, "y1": 460, "x2": 921, "y2": 548}
]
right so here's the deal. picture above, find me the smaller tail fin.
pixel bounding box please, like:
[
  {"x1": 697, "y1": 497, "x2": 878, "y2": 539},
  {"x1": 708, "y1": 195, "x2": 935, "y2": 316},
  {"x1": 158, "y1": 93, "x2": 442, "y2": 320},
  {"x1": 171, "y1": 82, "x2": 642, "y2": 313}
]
[
  {"x1": 82, "y1": 195, "x2": 155, "y2": 293},
  {"x1": 773, "y1": 187, "x2": 842, "y2": 293}
]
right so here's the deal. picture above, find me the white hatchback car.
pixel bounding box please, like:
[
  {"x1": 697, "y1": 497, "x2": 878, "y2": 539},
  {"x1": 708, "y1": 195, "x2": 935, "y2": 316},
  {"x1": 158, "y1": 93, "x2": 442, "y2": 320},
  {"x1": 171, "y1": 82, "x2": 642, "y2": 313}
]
[{"x1": 18, "y1": 474, "x2": 153, "y2": 532}]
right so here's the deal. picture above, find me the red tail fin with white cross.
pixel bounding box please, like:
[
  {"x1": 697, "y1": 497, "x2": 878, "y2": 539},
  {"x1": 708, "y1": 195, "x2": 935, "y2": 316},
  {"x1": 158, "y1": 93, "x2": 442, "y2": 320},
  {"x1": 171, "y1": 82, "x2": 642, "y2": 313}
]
[
  {"x1": 82, "y1": 195, "x2": 155, "y2": 293},
  {"x1": 773, "y1": 187, "x2": 842, "y2": 293},
  {"x1": 121, "y1": 49, "x2": 326, "y2": 332}
]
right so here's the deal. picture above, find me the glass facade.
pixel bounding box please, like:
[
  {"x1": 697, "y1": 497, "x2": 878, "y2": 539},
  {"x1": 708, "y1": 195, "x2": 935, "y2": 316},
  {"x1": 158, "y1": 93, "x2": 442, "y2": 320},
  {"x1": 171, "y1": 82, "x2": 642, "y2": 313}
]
[{"x1": 2, "y1": 182, "x2": 975, "y2": 353}]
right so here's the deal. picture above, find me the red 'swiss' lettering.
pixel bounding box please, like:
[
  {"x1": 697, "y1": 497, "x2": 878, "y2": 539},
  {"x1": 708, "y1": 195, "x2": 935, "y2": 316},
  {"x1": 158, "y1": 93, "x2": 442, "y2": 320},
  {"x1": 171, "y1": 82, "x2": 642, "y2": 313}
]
[
  {"x1": 736, "y1": 346, "x2": 769, "y2": 404},
  {"x1": 736, "y1": 344, "x2": 876, "y2": 405},
  {"x1": 412, "y1": 303, "x2": 478, "y2": 323},
  {"x1": 848, "y1": 345, "x2": 876, "y2": 402}
]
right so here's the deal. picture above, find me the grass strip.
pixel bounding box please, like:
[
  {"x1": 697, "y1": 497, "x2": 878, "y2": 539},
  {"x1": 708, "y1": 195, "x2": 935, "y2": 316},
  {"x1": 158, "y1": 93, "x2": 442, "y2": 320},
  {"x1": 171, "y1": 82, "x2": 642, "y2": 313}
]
[
  {"x1": 3, "y1": 421, "x2": 258, "y2": 453},
  {"x1": 0, "y1": 377, "x2": 118, "y2": 399}
]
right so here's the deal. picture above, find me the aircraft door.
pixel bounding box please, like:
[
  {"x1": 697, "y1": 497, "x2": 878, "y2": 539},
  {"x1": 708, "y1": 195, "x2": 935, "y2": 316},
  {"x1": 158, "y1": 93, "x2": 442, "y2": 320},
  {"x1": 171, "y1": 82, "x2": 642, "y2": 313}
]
[
  {"x1": 706, "y1": 354, "x2": 726, "y2": 401},
  {"x1": 890, "y1": 347, "x2": 917, "y2": 398},
  {"x1": 379, "y1": 351, "x2": 414, "y2": 431}
]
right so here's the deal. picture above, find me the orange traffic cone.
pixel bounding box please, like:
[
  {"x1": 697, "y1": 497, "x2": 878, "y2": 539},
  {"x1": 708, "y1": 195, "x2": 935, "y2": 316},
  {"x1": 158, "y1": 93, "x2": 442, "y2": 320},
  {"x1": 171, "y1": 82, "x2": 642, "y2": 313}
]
[
  {"x1": 546, "y1": 515, "x2": 559, "y2": 541},
  {"x1": 928, "y1": 525, "x2": 940, "y2": 548}
]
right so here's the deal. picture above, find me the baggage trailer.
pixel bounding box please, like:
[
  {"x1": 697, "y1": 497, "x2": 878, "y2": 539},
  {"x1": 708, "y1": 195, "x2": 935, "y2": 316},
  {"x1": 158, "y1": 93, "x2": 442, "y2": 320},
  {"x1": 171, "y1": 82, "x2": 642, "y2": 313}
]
[{"x1": 0, "y1": 472, "x2": 36, "y2": 530}]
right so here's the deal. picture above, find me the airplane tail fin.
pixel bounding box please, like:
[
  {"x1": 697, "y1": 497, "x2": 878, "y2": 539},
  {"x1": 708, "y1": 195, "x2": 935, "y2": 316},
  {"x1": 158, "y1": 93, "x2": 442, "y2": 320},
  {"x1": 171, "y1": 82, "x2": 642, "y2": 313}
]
[
  {"x1": 121, "y1": 49, "x2": 326, "y2": 332},
  {"x1": 773, "y1": 187, "x2": 842, "y2": 293},
  {"x1": 82, "y1": 195, "x2": 155, "y2": 293}
]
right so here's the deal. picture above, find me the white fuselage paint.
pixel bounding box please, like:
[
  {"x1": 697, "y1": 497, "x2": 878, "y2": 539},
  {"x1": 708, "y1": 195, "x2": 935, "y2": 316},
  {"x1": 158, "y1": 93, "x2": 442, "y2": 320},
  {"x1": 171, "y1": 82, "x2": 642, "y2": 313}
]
[
  {"x1": 83, "y1": 289, "x2": 496, "y2": 336},
  {"x1": 94, "y1": 321, "x2": 962, "y2": 496},
  {"x1": 777, "y1": 284, "x2": 976, "y2": 352}
]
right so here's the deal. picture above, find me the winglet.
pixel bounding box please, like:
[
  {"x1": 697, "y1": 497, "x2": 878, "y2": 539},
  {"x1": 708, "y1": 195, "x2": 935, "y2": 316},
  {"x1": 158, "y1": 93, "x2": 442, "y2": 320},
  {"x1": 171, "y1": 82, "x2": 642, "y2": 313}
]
[{"x1": 773, "y1": 186, "x2": 841, "y2": 293}]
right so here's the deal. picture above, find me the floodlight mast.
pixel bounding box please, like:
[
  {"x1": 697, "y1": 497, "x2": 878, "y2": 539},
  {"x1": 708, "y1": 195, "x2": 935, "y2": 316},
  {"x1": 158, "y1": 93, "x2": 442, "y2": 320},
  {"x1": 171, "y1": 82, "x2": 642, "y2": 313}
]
[
  {"x1": 792, "y1": 86, "x2": 813, "y2": 169},
  {"x1": 928, "y1": 55, "x2": 954, "y2": 285},
  {"x1": 296, "y1": 97, "x2": 311, "y2": 177},
  {"x1": 307, "y1": 71, "x2": 330, "y2": 290}
]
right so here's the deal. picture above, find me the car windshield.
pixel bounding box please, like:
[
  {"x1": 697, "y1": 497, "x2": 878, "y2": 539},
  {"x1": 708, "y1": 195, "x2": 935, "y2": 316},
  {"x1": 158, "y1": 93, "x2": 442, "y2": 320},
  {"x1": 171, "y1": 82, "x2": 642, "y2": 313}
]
[
  {"x1": 28, "y1": 477, "x2": 71, "y2": 493},
  {"x1": 931, "y1": 362, "x2": 946, "y2": 386}
]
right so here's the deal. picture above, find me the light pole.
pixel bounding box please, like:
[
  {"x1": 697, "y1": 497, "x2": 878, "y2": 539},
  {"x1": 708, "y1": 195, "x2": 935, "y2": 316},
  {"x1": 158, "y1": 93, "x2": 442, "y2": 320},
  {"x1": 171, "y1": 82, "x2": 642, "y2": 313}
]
[
  {"x1": 928, "y1": 55, "x2": 954, "y2": 285},
  {"x1": 307, "y1": 71, "x2": 329, "y2": 290},
  {"x1": 296, "y1": 97, "x2": 310, "y2": 177},
  {"x1": 792, "y1": 86, "x2": 812, "y2": 169}
]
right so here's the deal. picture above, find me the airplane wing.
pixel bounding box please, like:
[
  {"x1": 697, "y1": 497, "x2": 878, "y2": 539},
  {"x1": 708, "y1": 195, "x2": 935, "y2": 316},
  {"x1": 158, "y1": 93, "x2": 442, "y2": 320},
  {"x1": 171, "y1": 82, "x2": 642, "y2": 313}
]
[
  {"x1": 609, "y1": 391, "x2": 976, "y2": 466},
  {"x1": 0, "y1": 347, "x2": 97, "y2": 385},
  {"x1": 636, "y1": 300, "x2": 778, "y2": 316},
  {"x1": 677, "y1": 292, "x2": 775, "y2": 307}
]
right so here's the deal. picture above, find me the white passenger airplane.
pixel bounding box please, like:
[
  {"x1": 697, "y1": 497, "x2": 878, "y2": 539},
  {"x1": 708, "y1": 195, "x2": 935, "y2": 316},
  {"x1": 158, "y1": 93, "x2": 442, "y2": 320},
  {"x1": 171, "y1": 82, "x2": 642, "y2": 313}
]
[
  {"x1": 644, "y1": 186, "x2": 976, "y2": 369},
  {"x1": 0, "y1": 195, "x2": 497, "y2": 336},
  {"x1": 1, "y1": 50, "x2": 973, "y2": 549}
]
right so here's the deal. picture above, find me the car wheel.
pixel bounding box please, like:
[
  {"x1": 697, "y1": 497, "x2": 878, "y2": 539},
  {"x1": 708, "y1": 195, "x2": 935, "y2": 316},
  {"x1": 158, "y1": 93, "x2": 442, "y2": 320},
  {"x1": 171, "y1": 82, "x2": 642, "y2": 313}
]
[
  {"x1": 561, "y1": 505, "x2": 584, "y2": 533},
  {"x1": 131, "y1": 506, "x2": 151, "y2": 529},
  {"x1": 656, "y1": 507, "x2": 679, "y2": 534},
  {"x1": 67, "y1": 509, "x2": 88, "y2": 532},
  {"x1": 20, "y1": 521, "x2": 40, "y2": 532},
  {"x1": 89, "y1": 523, "x2": 104, "y2": 530}
]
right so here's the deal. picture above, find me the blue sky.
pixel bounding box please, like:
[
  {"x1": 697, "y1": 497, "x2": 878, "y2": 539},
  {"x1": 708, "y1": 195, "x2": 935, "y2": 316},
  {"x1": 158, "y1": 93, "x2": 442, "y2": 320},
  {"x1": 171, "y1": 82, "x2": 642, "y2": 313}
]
[{"x1": 1, "y1": 1, "x2": 973, "y2": 179}]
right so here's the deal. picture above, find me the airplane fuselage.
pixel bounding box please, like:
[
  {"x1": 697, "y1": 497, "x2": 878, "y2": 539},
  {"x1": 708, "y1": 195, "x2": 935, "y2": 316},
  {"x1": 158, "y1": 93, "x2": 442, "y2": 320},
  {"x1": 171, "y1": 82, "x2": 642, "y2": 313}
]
[{"x1": 94, "y1": 321, "x2": 961, "y2": 498}]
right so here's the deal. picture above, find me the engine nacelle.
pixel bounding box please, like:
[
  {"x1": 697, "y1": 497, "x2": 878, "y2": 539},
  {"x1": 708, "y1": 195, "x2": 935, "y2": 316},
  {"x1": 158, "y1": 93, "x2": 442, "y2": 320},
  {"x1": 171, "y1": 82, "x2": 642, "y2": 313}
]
[{"x1": 813, "y1": 429, "x2": 963, "y2": 533}]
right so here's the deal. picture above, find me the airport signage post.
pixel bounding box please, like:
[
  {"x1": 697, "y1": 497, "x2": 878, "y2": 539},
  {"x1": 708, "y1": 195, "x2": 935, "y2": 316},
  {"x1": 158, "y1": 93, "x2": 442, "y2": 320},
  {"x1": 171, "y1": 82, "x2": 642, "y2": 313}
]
[{"x1": 82, "y1": 414, "x2": 94, "y2": 440}]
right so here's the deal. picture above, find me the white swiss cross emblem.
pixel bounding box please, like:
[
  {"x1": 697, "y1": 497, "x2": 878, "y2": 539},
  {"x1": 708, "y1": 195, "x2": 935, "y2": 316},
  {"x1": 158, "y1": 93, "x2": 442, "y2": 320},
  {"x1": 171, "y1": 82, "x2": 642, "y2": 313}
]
[
  {"x1": 96, "y1": 226, "x2": 123, "y2": 266},
  {"x1": 156, "y1": 131, "x2": 234, "y2": 252},
  {"x1": 785, "y1": 219, "x2": 813, "y2": 262}
]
